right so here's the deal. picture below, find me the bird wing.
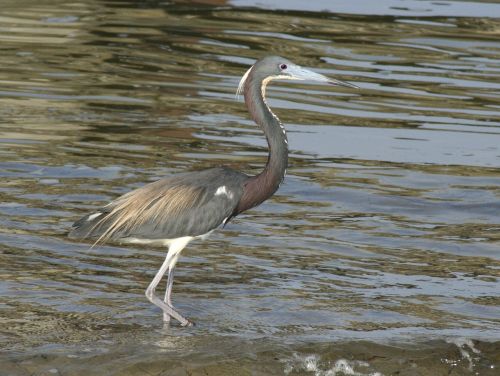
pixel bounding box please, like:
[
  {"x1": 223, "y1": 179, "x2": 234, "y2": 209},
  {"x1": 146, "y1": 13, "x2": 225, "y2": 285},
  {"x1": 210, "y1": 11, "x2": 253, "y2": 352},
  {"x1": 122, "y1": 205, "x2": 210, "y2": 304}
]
[{"x1": 69, "y1": 167, "x2": 246, "y2": 243}]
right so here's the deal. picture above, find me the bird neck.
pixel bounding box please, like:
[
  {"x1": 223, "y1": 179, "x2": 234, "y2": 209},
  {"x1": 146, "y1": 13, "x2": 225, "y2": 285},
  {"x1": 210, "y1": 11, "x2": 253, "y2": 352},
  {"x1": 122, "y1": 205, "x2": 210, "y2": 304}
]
[{"x1": 237, "y1": 72, "x2": 289, "y2": 213}]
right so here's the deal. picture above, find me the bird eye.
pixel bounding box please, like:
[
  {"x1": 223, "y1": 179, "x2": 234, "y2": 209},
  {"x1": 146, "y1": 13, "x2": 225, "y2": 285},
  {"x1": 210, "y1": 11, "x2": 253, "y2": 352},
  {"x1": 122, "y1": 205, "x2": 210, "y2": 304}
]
[{"x1": 279, "y1": 63, "x2": 287, "y2": 70}]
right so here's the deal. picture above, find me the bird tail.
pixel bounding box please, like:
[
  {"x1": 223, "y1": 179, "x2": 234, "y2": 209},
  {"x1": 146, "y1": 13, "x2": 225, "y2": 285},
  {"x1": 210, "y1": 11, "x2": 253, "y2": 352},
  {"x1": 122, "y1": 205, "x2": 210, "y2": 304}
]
[{"x1": 68, "y1": 210, "x2": 108, "y2": 240}]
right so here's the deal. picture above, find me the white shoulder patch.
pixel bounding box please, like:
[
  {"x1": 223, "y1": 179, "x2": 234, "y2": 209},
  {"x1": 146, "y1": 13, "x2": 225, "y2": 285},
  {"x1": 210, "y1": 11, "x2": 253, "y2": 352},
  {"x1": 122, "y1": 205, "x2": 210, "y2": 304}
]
[
  {"x1": 215, "y1": 185, "x2": 234, "y2": 200},
  {"x1": 87, "y1": 212, "x2": 102, "y2": 221}
]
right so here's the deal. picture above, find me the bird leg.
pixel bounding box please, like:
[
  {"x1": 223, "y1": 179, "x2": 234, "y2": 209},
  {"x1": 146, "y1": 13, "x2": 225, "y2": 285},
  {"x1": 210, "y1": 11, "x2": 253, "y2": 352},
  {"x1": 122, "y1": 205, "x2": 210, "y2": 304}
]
[
  {"x1": 162, "y1": 265, "x2": 176, "y2": 322},
  {"x1": 164, "y1": 253, "x2": 180, "y2": 304},
  {"x1": 145, "y1": 264, "x2": 191, "y2": 326},
  {"x1": 145, "y1": 238, "x2": 193, "y2": 326},
  {"x1": 164, "y1": 267, "x2": 175, "y2": 306}
]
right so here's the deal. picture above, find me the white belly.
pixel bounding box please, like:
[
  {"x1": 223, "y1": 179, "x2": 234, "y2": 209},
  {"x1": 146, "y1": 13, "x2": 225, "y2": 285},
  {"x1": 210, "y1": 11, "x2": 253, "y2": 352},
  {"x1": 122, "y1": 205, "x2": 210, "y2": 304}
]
[{"x1": 121, "y1": 230, "x2": 213, "y2": 247}]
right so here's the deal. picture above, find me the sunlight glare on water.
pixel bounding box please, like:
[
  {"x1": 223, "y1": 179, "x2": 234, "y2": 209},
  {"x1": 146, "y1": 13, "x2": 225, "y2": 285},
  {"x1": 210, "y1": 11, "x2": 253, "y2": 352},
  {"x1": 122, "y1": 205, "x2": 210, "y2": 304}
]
[{"x1": 0, "y1": 0, "x2": 499, "y2": 374}]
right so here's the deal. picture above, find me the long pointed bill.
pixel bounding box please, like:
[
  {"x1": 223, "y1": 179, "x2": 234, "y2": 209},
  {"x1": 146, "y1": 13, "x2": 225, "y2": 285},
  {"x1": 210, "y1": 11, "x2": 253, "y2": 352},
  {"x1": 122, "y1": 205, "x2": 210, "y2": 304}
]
[{"x1": 286, "y1": 65, "x2": 359, "y2": 89}]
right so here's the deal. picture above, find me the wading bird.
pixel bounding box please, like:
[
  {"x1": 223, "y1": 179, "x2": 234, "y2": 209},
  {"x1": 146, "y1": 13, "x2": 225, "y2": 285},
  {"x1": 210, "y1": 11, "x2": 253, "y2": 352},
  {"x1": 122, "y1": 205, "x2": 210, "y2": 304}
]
[{"x1": 69, "y1": 56, "x2": 358, "y2": 326}]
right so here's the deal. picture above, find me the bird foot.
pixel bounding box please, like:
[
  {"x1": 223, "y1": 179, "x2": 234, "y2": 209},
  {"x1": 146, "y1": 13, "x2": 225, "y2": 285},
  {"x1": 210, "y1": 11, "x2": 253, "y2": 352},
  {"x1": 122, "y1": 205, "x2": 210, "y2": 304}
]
[
  {"x1": 162, "y1": 304, "x2": 194, "y2": 327},
  {"x1": 181, "y1": 318, "x2": 195, "y2": 327},
  {"x1": 162, "y1": 314, "x2": 194, "y2": 327},
  {"x1": 146, "y1": 291, "x2": 193, "y2": 327}
]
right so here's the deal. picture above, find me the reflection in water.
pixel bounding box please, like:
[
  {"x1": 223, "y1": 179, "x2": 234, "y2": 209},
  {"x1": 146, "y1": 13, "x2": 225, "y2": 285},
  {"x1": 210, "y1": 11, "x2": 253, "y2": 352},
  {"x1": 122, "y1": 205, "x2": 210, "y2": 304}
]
[{"x1": 0, "y1": 0, "x2": 499, "y2": 374}]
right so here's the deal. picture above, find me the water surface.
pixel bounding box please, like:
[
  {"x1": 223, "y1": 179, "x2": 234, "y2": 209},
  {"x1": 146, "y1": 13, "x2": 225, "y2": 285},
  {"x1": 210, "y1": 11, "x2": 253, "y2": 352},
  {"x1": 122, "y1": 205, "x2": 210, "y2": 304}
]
[{"x1": 0, "y1": 0, "x2": 499, "y2": 375}]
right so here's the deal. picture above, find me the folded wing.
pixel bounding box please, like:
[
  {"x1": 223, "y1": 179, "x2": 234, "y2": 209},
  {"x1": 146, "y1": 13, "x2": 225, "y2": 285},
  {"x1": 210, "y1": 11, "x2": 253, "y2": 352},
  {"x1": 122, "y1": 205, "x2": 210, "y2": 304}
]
[{"x1": 69, "y1": 167, "x2": 246, "y2": 243}]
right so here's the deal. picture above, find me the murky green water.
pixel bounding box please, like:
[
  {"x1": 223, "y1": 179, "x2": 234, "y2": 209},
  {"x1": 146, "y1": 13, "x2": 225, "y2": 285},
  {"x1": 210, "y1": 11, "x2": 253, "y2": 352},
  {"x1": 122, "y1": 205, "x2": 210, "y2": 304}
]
[{"x1": 1, "y1": 0, "x2": 499, "y2": 374}]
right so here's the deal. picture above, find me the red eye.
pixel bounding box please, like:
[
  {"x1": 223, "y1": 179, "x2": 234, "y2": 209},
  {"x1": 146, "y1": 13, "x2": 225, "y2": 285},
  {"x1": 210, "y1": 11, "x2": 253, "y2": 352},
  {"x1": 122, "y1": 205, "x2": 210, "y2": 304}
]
[{"x1": 280, "y1": 63, "x2": 287, "y2": 70}]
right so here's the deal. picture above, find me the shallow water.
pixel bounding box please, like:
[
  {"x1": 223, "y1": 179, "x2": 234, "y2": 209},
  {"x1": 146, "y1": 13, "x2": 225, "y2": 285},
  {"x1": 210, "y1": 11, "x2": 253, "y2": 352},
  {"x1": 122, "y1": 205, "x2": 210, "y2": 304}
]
[{"x1": 0, "y1": 0, "x2": 499, "y2": 374}]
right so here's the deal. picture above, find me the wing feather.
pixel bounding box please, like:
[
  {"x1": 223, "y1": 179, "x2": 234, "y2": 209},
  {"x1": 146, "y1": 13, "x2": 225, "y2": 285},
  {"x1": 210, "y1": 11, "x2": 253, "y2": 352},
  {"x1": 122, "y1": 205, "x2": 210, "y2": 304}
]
[
  {"x1": 94, "y1": 182, "x2": 206, "y2": 244},
  {"x1": 69, "y1": 167, "x2": 247, "y2": 244}
]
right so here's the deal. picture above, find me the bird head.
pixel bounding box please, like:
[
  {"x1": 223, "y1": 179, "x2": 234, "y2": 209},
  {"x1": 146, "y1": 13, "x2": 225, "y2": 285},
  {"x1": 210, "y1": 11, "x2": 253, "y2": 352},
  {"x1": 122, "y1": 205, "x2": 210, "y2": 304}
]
[{"x1": 237, "y1": 55, "x2": 358, "y2": 97}]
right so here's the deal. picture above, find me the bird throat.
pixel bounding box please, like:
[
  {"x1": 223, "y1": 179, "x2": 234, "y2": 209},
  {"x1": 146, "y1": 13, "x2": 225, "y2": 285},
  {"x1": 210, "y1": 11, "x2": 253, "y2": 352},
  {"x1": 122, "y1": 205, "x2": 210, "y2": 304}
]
[{"x1": 236, "y1": 69, "x2": 289, "y2": 214}]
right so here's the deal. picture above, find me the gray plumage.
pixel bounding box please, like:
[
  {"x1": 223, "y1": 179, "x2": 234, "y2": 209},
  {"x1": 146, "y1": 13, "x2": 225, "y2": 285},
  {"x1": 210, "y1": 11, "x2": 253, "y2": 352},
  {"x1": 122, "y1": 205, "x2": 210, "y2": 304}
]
[
  {"x1": 69, "y1": 167, "x2": 246, "y2": 242},
  {"x1": 68, "y1": 55, "x2": 358, "y2": 326}
]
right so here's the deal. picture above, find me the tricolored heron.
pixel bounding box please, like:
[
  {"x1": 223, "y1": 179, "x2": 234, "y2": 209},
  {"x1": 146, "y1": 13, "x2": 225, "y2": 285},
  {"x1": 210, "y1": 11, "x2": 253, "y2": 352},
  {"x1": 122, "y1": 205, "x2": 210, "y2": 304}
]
[{"x1": 69, "y1": 56, "x2": 358, "y2": 326}]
